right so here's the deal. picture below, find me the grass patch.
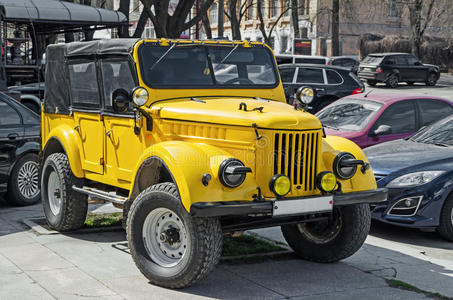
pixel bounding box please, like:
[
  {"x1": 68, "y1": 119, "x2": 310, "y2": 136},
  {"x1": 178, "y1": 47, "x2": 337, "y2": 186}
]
[
  {"x1": 84, "y1": 213, "x2": 122, "y2": 228},
  {"x1": 222, "y1": 234, "x2": 285, "y2": 257},
  {"x1": 387, "y1": 279, "x2": 452, "y2": 300}
]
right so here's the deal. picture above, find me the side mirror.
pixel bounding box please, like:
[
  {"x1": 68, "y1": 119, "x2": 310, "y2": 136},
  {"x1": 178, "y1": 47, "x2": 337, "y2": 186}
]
[
  {"x1": 294, "y1": 86, "x2": 315, "y2": 108},
  {"x1": 112, "y1": 88, "x2": 130, "y2": 113},
  {"x1": 414, "y1": 61, "x2": 422, "y2": 66},
  {"x1": 372, "y1": 124, "x2": 392, "y2": 136}
]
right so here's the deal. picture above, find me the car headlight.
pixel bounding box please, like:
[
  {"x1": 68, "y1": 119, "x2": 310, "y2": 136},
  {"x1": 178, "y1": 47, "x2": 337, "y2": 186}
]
[
  {"x1": 387, "y1": 171, "x2": 445, "y2": 188},
  {"x1": 333, "y1": 152, "x2": 357, "y2": 180},
  {"x1": 219, "y1": 159, "x2": 251, "y2": 188},
  {"x1": 269, "y1": 174, "x2": 291, "y2": 197},
  {"x1": 131, "y1": 87, "x2": 149, "y2": 106}
]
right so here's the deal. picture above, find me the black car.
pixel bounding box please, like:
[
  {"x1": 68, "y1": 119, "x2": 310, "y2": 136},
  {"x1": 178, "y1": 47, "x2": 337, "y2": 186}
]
[
  {"x1": 0, "y1": 92, "x2": 40, "y2": 206},
  {"x1": 331, "y1": 56, "x2": 360, "y2": 74},
  {"x1": 358, "y1": 53, "x2": 440, "y2": 88},
  {"x1": 279, "y1": 63, "x2": 365, "y2": 112}
]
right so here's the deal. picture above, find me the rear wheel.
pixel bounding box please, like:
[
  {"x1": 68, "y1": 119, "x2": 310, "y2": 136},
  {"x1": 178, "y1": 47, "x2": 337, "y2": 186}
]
[
  {"x1": 281, "y1": 204, "x2": 370, "y2": 262},
  {"x1": 386, "y1": 74, "x2": 399, "y2": 88},
  {"x1": 127, "y1": 183, "x2": 222, "y2": 288},
  {"x1": 426, "y1": 73, "x2": 438, "y2": 86},
  {"x1": 7, "y1": 153, "x2": 40, "y2": 206},
  {"x1": 41, "y1": 153, "x2": 88, "y2": 231},
  {"x1": 438, "y1": 195, "x2": 453, "y2": 241}
]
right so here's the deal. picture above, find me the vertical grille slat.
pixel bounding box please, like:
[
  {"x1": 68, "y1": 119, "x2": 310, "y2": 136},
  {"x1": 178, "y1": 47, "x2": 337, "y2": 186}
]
[
  {"x1": 280, "y1": 134, "x2": 286, "y2": 174},
  {"x1": 293, "y1": 134, "x2": 299, "y2": 184},
  {"x1": 274, "y1": 133, "x2": 279, "y2": 175},
  {"x1": 287, "y1": 134, "x2": 293, "y2": 178},
  {"x1": 309, "y1": 133, "x2": 315, "y2": 190},
  {"x1": 299, "y1": 133, "x2": 305, "y2": 185}
]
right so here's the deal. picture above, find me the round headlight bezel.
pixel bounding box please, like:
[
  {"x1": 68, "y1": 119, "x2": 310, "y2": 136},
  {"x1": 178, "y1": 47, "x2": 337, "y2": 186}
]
[
  {"x1": 334, "y1": 152, "x2": 357, "y2": 180},
  {"x1": 219, "y1": 158, "x2": 247, "y2": 188},
  {"x1": 131, "y1": 86, "x2": 149, "y2": 107},
  {"x1": 295, "y1": 86, "x2": 315, "y2": 105},
  {"x1": 269, "y1": 174, "x2": 291, "y2": 197}
]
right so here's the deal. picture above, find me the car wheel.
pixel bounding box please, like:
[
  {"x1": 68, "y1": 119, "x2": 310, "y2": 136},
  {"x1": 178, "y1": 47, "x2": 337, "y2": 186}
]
[
  {"x1": 406, "y1": 81, "x2": 415, "y2": 86},
  {"x1": 281, "y1": 204, "x2": 370, "y2": 262},
  {"x1": 41, "y1": 153, "x2": 88, "y2": 231},
  {"x1": 425, "y1": 73, "x2": 438, "y2": 86},
  {"x1": 438, "y1": 194, "x2": 453, "y2": 241},
  {"x1": 367, "y1": 79, "x2": 377, "y2": 87},
  {"x1": 127, "y1": 182, "x2": 222, "y2": 288},
  {"x1": 22, "y1": 101, "x2": 40, "y2": 114},
  {"x1": 6, "y1": 153, "x2": 40, "y2": 206},
  {"x1": 386, "y1": 74, "x2": 399, "y2": 88}
]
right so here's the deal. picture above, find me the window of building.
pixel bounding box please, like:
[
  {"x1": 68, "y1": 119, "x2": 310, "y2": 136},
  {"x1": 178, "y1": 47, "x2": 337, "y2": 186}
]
[
  {"x1": 388, "y1": 0, "x2": 398, "y2": 17},
  {"x1": 210, "y1": 3, "x2": 218, "y2": 24},
  {"x1": 248, "y1": 0, "x2": 254, "y2": 20},
  {"x1": 270, "y1": 0, "x2": 278, "y2": 17},
  {"x1": 258, "y1": 1, "x2": 265, "y2": 18},
  {"x1": 298, "y1": 0, "x2": 309, "y2": 15},
  {"x1": 280, "y1": 35, "x2": 288, "y2": 53}
]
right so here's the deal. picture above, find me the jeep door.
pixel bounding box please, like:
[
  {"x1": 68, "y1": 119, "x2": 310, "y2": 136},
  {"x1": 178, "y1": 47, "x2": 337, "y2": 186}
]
[
  {"x1": 68, "y1": 60, "x2": 104, "y2": 174},
  {"x1": 100, "y1": 59, "x2": 143, "y2": 183}
]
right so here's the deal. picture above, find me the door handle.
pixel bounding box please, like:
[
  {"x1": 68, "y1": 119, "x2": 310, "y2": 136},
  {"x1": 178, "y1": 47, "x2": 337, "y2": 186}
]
[{"x1": 7, "y1": 133, "x2": 18, "y2": 140}]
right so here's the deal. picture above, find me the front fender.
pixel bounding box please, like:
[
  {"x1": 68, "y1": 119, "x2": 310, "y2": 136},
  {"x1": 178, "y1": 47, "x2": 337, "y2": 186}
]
[
  {"x1": 43, "y1": 124, "x2": 84, "y2": 178},
  {"x1": 131, "y1": 141, "x2": 258, "y2": 212},
  {"x1": 322, "y1": 135, "x2": 377, "y2": 193}
]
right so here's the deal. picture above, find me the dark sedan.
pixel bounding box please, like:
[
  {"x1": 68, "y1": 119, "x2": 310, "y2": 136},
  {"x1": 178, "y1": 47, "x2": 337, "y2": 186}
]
[
  {"x1": 279, "y1": 63, "x2": 364, "y2": 112},
  {"x1": 365, "y1": 115, "x2": 453, "y2": 241},
  {"x1": 0, "y1": 93, "x2": 40, "y2": 206}
]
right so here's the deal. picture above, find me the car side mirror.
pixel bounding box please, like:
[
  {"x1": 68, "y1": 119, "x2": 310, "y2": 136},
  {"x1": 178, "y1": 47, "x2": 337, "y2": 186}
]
[
  {"x1": 414, "y1": 61, "x2": 422, "y2": 66},
  {"x1": 112, "y1": 88, "x2": 130, "y2": 113},
  {"x1": 372, "y1": 124, "x2": 392, "y2": 136}
]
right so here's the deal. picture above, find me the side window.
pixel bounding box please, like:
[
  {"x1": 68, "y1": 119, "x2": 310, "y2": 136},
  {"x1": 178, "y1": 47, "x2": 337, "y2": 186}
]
[
  {"x1": 418, "y1": 100, "x2": 453, "y2": 127},
  {"x1": 342, "y1": 59, "x2": 355, "y2": 67},
  {"x1": 326, "y1": 70, "x2": 343, "y2": 84},
  {"x1": 395, "y1": 56, "x2": 408, "y2": 65},
  {"x1": 373, "y1": 101, "x2": 416, "y2": 134},
  {"x1": 406, "y1": 55, "x2": 419, "y2": 65},
  {"x1": 68, "y1": 61, "x2": 100, "y2": 107},
  {"x1": 383, "y1": 57, "x2": 395, "y2": 65},
  {"x1": 0, "y1": 100, "x2": 21, "y2": 125},
  {"x1": 101, "y1": 60, "x2": 136, "y2": 108},
  {"x1": 331, "y1": 59, "x2": 342, "y2": 66},
  {"x1": 279, "y1": 68, "x2": 295, "y2": 83},
  {"x1": 297, "y1": 68, "x2": 324, "y2": 84}
]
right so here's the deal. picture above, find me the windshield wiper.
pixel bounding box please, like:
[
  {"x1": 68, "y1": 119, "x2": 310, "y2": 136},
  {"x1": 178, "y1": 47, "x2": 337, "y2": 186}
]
[
  {"x1": 433, "y1": 143, "x2": 451, "y2": 147},
  {"x1": 149, "y1": 44, "x2": 176, "y2": 71},
  {"x1": 214, "y1": 45, "x2": 239, "y2": 71}
]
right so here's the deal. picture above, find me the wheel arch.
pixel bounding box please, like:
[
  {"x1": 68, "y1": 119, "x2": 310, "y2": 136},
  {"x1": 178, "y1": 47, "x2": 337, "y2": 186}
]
[{"x1": 7, "y1": 141, "x2": 40, "y2": 178}]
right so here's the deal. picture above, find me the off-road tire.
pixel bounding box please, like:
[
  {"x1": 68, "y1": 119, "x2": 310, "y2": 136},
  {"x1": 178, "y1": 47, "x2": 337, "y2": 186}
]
[
  {"x1": 438, "y1": 194, "x2": 453, "y2": 241},
  {"x1": 281, "y1": 204, "x2": 371, "y2": 262},
  {"x1": 127, "y1": 182, "x2": 222, "y2": 288},
  {"x1": 426, "y1": 73, "x2": 438, "y2": 86},
  {"x1": 7, "y1": 153, "x2": 40, "y2": 206},
  {"x1": 41, "y1": 153, "x2": 88, "y2": 231},
  {"x1": 367, "y1": 79, "x2": 377, "y2": 87},
  {"x1": 386, "y1": 74, "x2": 399, "y2": 88}
]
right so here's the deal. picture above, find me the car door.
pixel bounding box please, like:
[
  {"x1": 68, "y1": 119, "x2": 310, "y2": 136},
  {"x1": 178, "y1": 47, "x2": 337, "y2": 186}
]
[
  {"x1": 406, "y1": 55, "x2": 427, "y2": 81},
  {"x1": 417, "y1": 99, "x2": 453, "y2": 128},
  {"x1": 68, "y1": 60, "x2": 104, "y2": 174},
  {"x1": 367, "y1": 101, "x2": 417, "y2": 147},
  {"x1": 295, "y1": 67, "x2": 326, "y2": 93},
  {"x1": 0, "y1": 98, "x2": 24, "y2": 187},
  {"x1": 101, "y1": 58, "x2": 144, "y2": 182},
  {"x1": 394, "y1": 55, "x2": 409, "y2": 80}
]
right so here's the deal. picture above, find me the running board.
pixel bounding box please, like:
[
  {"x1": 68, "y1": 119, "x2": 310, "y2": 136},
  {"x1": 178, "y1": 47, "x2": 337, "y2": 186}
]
[{"x1": 72, "y1": 186, "x2": 127, "y2": 204}]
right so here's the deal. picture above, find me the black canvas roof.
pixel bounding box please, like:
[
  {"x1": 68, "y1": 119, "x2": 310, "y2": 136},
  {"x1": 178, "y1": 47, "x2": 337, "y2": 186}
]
[
  {"x1": 0, "y1": 0, "x2": 127, "y2": 33},
  {"x1": 57, "y1": 39, "x2": 139, "y2": 57}
]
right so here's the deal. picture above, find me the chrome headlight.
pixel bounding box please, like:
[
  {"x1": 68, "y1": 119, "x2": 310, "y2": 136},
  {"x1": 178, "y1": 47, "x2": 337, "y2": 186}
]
[
  {"x1": 387, "y1": 171, "x2": 445, "y2": 188},
  {"x1": 333, "y1": 152, "x2": 357, "y2": 180},
  {"x1": 219, "y1": 159, "x2": 251, "y2": 188},
  {"x1": 131, "y1": 87, "x2": 149, "y2": 106}
]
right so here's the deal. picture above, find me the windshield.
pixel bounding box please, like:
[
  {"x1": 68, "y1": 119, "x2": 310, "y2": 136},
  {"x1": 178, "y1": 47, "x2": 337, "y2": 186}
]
[
  {"x1": 316, "y1": 98, "x2": 383, "y2": 131},
  {"x1": 362, "y1": 55, "x2": 383, "y2": 65},
  {"x1": 138, "y1": 44, "x2": 278, "y2": 88},
  {"x1": 410, "y1": 115, "x2": 453, "y2": 146}
]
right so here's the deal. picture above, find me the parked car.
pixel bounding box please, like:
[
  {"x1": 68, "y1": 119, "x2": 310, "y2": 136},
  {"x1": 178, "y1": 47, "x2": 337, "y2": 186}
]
[
  {"x1": 279, "y1": 63, "x2": 365, "y2": 112},
  {"x1": 0, "y1": 92, "x2": 40, "y2": 206},
  {"x1": 358, "y1": 53, "x2": 440, "y2": 88},
  {"x1": 40, "y1": 39, "x2": 385, "y2": 288},
  {"x1": 276, "y1": 54, "x2": 331, "y2": 65},
  {"x1": 365, "y1": 114, "x2": 453, "y2": 241},
  {"x1": 331, "y1": 56, "x2": 360, "y2": 74},
  {"x1": 7, "y1": 82, "x2": 44, "y2": 114},
  {"x1": 316, "y1": 93, "x2": 453, "y2": 148}
]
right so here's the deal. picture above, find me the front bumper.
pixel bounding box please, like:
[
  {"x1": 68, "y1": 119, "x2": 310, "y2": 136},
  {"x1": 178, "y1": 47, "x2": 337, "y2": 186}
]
[{"x1": 190, "y1": 188, "x2": 388, "y2": 217}]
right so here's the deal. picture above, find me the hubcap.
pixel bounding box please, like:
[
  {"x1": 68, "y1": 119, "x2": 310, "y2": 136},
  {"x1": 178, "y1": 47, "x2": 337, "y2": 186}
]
[
  {"x1": 17, "y1": 161, "x2": 39, "y2": 199},
  {"x1": 47, "y1": 171, "x2": 62, "y2": 215},
  {"x1": 142, "y1": 208, "x2": 189, "y2": 268}
]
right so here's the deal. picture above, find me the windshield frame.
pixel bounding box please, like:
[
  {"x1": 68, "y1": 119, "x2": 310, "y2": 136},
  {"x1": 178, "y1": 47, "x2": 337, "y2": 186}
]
[{"x1": 136, "y1": 43, "x2": 280, "y2": 90}]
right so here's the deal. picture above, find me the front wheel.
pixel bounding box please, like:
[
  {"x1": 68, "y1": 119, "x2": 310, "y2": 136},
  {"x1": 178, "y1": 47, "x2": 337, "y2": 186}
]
[
  {"x1": 281, "y1": 204, "x2": 371, "y2": 262},
  {"x1": 127, "y1": 183, "x2": 222, "y2": 288},
  {"x1": 386, "y1": 74, "x2": 399, "y2": 88},
  {"x1": 426, "y1": 73, "x2": 438, "y2": 86},
  {"x1": 438, "y1": 195, "x2": 453, "y2": 241}
]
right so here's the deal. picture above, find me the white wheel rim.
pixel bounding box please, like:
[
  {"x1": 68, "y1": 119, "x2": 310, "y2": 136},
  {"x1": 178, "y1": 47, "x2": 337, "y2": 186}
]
[
  {"x1": 17, "y1": 161, "x2": 39, "y2": 199},
  {"x1": 142, "y1": 208, "x2": 189, "y2": 268},
  {"x1": 450, "y1": 208, "x2": 453, "y2": 227},
  {"x1": 47, "y1": 171, "x2": 62, "y2": 215}
]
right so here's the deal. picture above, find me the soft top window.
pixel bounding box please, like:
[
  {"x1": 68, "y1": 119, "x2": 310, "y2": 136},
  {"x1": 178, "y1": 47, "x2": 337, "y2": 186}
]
[{"x1": 68, "y1": 61, "x2": 100, "y2": 108}]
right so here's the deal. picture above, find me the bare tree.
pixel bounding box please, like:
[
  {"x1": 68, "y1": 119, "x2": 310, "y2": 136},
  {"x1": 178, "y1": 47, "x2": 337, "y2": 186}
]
[
  {"x1": 256, "y1": 0, "x2": 290, "y2": 46},
  {"x1": 225, "y1": 0, "x2": 254, "y2": 40},
  {"x1": 331, "y1": 0, "x2": 339, "y2": 56},
  {"x1": 290, "y1": 0, "x2": 300, "y2": 38},
  {"x1": 202, "y1": 10, "x2": 212, "y2": 39}
]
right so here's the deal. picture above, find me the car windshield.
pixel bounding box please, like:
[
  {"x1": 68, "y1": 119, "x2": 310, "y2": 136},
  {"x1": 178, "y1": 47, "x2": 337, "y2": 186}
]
[
  {"x1": 410, "y1": 115, "x2": 453, "y2": 146},
  {"x1": 362, "y1": 55, "x2": 383, "y2": 65},
  {"x1": 316, "y1": 99, "x2": 383, "y2": 131},
  {"x1": 138, "y1": 44, "x2": 278, "y2": 88}
]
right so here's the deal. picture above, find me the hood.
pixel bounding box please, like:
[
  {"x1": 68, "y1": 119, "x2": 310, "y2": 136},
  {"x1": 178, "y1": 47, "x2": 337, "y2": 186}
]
[
  {"x1": 149, "y1": 97, "x2": 322, "y2": 130},
  {"x1": 324, "y1": 128, "x2": 362, "y2": 140},
  {"x1": 423, "y1": 63, "x2": 438, "y2": 69},
  {"x1": 364, "y1": 139, "x2": 453, "y2": 175}
]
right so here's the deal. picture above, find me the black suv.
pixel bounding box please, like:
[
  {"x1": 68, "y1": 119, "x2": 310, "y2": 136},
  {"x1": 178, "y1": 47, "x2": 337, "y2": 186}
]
[
  {"x1": 358, "y1": 53, "x2": 440, "y2": 88},
  {"x1": 279, "y1": 63, "x2": 365, "y2": 112}
]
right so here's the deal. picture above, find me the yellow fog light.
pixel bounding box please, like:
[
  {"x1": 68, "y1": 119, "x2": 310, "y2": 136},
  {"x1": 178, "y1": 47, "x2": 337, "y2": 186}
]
[
  {"x1": 317, "y1": 172, "x2": 337, "y2": 193},
  {"x1": 270, "y1": 175, "x2": 291, "y2": 197}
]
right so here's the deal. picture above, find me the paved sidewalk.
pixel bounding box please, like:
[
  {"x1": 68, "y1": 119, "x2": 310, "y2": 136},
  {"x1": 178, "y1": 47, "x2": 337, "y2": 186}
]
[{"x1": 1, "y1": 201, "x2": 452, "y2": 299}]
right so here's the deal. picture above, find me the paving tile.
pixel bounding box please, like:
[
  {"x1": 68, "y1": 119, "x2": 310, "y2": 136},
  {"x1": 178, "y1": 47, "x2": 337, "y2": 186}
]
[{"x1": 0, "y1": 272, "x2": 55, "y2": 300}]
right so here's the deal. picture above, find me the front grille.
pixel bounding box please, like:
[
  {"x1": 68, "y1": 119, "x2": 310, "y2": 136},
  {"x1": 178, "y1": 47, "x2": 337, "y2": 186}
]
[{"x1": 273, "y1": 131, "x2": 320, "y2": 192}]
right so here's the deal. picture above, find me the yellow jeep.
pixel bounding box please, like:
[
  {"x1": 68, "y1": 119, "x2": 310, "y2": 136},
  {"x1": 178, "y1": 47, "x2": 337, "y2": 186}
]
[{"x1": 40, "y1": 38, "x2": 386, "y2": 288}]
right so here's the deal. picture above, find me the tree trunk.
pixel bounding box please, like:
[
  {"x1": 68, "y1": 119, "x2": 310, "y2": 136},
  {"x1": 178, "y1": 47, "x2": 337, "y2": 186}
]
[
  {"x1": 202, "y1": 11, "x2": 212, "y2": 39},
  {"x1": 228, "y1": 0, "x2": 242, "y2": 40},
  {"x1": 118, "y1": 0, "x2": 131, "y2": 38},
  {"x1": 291, "y1": 0, "x2": 300, "y2": 38},
  {"x1": 408, "y1": 0, "x2": 423, "y2": 58},
  {"x1": 331, "y1": 0, "x2": 340, "y2": 56},
  {"x1": 257, "y1": 0, "x2": 270, "y2": 45}
]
